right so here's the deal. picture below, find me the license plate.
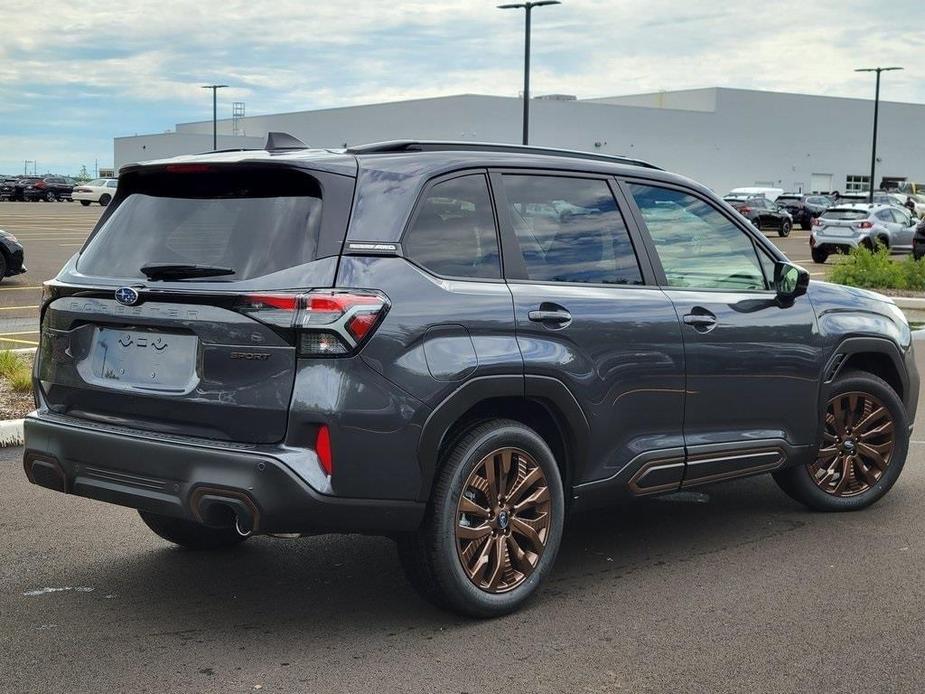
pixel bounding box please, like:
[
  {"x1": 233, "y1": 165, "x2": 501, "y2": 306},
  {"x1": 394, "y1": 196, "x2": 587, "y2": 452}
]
[
  {"x1": 822, "y1": 226, "x2": 854, "y2": 237},
  {"x1": 83, "y1": 327, "x2": 198, "y2": 392}
]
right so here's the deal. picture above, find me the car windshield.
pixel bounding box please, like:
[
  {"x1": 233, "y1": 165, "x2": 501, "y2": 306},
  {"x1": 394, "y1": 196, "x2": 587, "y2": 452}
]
[
  {"x1": 777, "y1": 196, "x2": 801, "y2": 203},
  {"x1": 822, "y1": 209, "x2": 869, "y2": 221}
]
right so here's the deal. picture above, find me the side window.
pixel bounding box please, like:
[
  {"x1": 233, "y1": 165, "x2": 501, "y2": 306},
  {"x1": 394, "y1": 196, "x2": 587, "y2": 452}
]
[
  {"x1": 892, "y1": 208, "x2": 911, "y2": 225},
  {"x1": 500, "y1": 175, "x2": 643, "y2": 285},
  {"x1": 876, "y1": 210, "x2": 893, "y2": 222},
  {"x1": 403, "y1": 174, "x2": 500, "y2": 279},
  {"x1": 628, "y1": 183, "x2": 769, "y2": 291},
  {"x1": 107, "y1": 180, "x2": 118, "y2": 188}
]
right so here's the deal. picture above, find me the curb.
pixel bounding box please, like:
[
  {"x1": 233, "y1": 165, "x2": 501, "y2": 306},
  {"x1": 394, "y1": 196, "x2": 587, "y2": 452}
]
[
  {"x1": 892, "y1": 297, "x2": 925, "y2": 309},
  {"x1": 0, "y1": 418, "x2": 24, "y2": 448}
]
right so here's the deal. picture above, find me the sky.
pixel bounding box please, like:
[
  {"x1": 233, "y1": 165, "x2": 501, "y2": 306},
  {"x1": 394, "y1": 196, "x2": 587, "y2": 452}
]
[{"x1": 1, "y1": 0, "x2": 921, "y2": 175}]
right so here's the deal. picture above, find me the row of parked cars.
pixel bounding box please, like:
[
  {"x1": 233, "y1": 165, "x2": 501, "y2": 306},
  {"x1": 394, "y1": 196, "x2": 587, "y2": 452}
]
[
  {"x1": 721, "y1": 186, "x2": 925, "y2": 263},
  {"x1": 0, "y1": 176, "x2": 117, "y2": 205}
]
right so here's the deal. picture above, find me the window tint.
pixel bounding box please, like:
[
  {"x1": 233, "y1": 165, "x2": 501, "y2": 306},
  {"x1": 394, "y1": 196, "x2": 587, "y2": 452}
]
[
  {"x1": 628, "y1": 184, "x2": 769, "y2": 291},
  {"x1": 875, "y1": 210, "x2": 893, "y2": 222},
  {"x1": 892, "y1": 208, "x2": 911, "y2": 224},
  {"x1": 403, "y1": 174, "x2": 500, "y2": 279},
  {"x1": 500, "y1": 175, "x2": 642, "y2": 285},
  {"x1": 107, "y1": 180, "x2": 118, "y2": 188}
]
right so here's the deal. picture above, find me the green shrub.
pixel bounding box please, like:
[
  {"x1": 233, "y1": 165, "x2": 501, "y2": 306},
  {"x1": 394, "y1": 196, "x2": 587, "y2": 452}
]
[
  {"x1": 0, "y1": 350, "x2": 32, "y2": 390},
  {"x1": 828, "y1": 246, "x2": 925, "y2": 291}
]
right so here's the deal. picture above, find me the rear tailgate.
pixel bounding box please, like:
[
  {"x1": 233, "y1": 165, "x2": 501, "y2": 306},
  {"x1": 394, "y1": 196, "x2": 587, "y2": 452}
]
[{"x1": 36, "y1": 163, "x2": 355, "y2": 443}]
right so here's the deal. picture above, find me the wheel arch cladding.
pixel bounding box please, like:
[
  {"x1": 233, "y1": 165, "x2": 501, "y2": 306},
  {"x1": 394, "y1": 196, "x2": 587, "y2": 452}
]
[{"x1": 417, "y1": 375, "x2": 590, "y2": 501}]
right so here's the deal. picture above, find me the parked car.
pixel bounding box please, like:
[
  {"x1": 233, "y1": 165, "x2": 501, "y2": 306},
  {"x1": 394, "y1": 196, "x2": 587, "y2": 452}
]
[
  {"x1": 724, "y1": 195, "x2": 793, "y2": 236},
  {"x1": 912, "y1": 217, "x2": 925, "y2": 260},
  {"x1": 776, "y1": 193, "x2": 833, "y2": 230},
  {"x1": 0, "y1": 228, "x2": 26, "y2": 283},
  {"x1": 5, "y1": 176, "x2": 42, "y2": 201},
  {"x1": 72, "y1": 178, "x2": 118, "y2": 206},
  {"x1": 23, "y1": 138, "x2": 918, "y2": 617},
  {"x1": 0, "y1": 176, "x2": 20, "y2": 201},
  {"x1": 725, "y1": 186, "x2": 784, "y2": 202},
  {"x1": 889, "y1": 192, "x2": 925, "y2": 219},
  {"x1": 810, "y1": 204, "x2": 917, "y2": 263},
  {"x1": 22, "y1": 176, "x2": 74, "y2": 202}
]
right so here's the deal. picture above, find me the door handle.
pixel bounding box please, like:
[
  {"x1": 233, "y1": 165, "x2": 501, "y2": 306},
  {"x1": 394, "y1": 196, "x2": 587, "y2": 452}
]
[
  {"x1": 683, "y1": 310, "x2": 717, "y2": 332},
  {"x1": 528, "y1": 308, "x2": 572, "y2": 324}
]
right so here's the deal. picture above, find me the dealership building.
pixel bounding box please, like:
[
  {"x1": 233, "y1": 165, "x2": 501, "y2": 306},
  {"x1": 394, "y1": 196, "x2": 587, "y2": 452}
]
[{"x1": 114, "y1": 87, "x2": 925, "y2": 195}]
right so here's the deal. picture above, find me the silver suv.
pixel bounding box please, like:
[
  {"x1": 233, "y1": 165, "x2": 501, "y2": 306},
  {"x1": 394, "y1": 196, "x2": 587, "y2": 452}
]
[{"x1": 810, "y1": 203, "x2": 917, "y2": 263}]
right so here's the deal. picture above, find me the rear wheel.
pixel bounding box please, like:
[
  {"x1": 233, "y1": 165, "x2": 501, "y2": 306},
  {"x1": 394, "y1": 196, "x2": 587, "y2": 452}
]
[
  {"x1": 99, "y1": 194, "x2": 111, "y2": 206},
  {"x1": 44, "y1": 191, "x2": 57, "y2": 202},
  {"x1": 811, "y1": 247, "x2": 828, "y2": 264},
  {"x1": 397, "y1": 419, "x2": 565, "y2": 618},
  {"x1": 80, "y1": 200, "x2": 90, "y2": 206},
  {"x1": 0, "y1": 252, "x2": 7, "y2": 282},
  {"x1": 138, "y1": 510, "x2": 249, "y2": 550},
  {"x1": 773, "y1": 370, "x2": 907, "y2": 511},
  {"x1": 779, "y1": 219, "x2": 792, "y2": 237}
]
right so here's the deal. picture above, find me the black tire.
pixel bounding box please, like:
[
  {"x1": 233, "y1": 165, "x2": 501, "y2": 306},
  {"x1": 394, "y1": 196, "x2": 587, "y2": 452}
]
[
  {"x1": 773, "y1": 369, "x2": 908, "y2": 512},
  {"x1": 779, "y1": 219, "x2": 792, "y2": 237},
  {"x1": 138, "y1": 510, "x2": 248, "y2": 550},
  {"x1": 80, "y1": 200, "x2": 90, "y2": 206},
  {"x1": 99, "y1": 194, "x2": 111, "y2": 207},
  {"x1": 45, "y1": 190, "x2": 57, "y2": 202},
  {"x1": 397, "y1": 419, "x2": 565, "y2": 618},
  {"x1": 751, "y1": 217, "x2": 761, "y2": 229},
  {"x1": 811, "y1": 247, "x2": 828, "y2": 264},
  {"x1": 0, "y1": 251, "x2": 7, "y2": 283},
  {"x1": 802, "y1": 219, "x2": 812, "y2": 231}
]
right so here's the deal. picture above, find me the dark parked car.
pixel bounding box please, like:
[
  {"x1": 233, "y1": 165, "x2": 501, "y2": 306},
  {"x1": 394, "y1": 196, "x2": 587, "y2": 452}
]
[
  {"x1": 776, "y1": 193, "x2": 833, "y2": 229},
  {"x1": 913, "y1": 217, "x2": 925, "y2": 260},
  {"x1": 4, "y1": 176, "x2": 42, "y2": 201},
  {"x1": 0, "y1": 176, "x2": 20, "y2": 201},
  {"x1": 22, "y1": 176, "x2": 74, "y2": 202},
  {"x1": 0, "y1": 229, "x2": 26, "y2": 282},
  {"x1": 22, "y1": 138, "x2": 918, "y2": 617},
  {"x1": 724, "y1": 195, "x2": 793, "y2": 236}
]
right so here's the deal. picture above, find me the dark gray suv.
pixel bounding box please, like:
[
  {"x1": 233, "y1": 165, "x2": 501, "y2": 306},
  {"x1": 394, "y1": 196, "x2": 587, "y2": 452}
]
[{"x1": 23, "y1": 138, "x2": 919, "y2": 617}]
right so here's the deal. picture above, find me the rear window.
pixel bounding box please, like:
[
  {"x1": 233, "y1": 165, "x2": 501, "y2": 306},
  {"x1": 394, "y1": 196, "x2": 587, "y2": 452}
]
[
  {"x1": 77, "y1": 168, "x2": 324, "y2": 281},
  {"x1": 822, "y1": 209, "x2": 868, "y2": 221},
  {"x1": 777, "y1": 196, "x2": 802, "y2": 203}
]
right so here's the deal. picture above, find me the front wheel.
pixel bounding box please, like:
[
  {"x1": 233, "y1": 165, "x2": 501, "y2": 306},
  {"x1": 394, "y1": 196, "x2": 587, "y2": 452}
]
[
  {"x1": 80, "y1": 200, "x2": 90, "y2": 206},
  {"x1": 397, "y1": 419, "x2": 565, "y2": 618},
  {"x1": 45, "y1": 191, "x2": 57, "y2": 202},
  {"x1": 779, "y1": 220, "x2": 792, "y2": 237},
  {"x1": 138, "y1": 510, "x2": 249, "y2": 550},
  {"x1": 773, "y1": 370, "x2": 907, "y2": 511}
]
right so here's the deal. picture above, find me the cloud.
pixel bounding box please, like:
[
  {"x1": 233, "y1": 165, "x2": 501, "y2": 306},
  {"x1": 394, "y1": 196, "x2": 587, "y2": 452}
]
[{"x1": 0, "y1": 0, "x2": 922, "y2": 174}]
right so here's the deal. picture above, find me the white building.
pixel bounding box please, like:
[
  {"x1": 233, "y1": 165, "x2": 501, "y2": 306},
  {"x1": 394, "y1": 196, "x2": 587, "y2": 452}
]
[{"x1": 114, "y1": 88, "x2": 925, "y2": 195}]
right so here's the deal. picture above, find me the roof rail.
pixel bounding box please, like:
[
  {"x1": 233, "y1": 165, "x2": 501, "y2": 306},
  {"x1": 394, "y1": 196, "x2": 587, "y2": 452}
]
[{"x1": 345, "y1": 140, "x2": 661, "y2": 170}]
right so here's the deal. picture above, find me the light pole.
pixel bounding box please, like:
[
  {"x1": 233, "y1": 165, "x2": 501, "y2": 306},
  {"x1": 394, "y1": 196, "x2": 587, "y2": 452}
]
[
  {"x1": 201, "y1": 84, "x2": 228, "y2": 151},
  {"x1": 498, "y1": 1, "x2": 561, "y2": 145},
  {"x1": 855, "y1": 66, "x2": 903, "y2": 203}
]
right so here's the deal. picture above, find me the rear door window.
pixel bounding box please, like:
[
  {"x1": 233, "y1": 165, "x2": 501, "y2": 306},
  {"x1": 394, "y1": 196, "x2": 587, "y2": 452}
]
[
  {"x1": 403, "y1": 174, "x2": 501, "y2": 279},
  {"x1": 77, "y1": 167, "x2": 326, "y2": 281},
  {"x1": 499, "y1": 174, "x2": 643, "y2": 285}
]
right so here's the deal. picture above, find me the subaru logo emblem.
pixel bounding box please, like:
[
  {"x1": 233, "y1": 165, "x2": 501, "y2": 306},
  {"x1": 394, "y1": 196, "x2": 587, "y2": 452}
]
[{"x1": 115, "y1": 287, "x2": 140, "y2": 306}]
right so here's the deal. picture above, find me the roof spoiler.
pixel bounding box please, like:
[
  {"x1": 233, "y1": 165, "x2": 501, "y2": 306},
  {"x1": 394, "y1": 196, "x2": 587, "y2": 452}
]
[{"x1": 265, "y1": 132, "x2": 308, "y2": 151}]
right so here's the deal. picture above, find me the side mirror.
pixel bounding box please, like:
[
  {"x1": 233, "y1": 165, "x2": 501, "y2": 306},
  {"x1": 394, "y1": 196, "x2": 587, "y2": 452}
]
[{"x1": 774, "y1": 261, "x2": 809, "y2": 301}]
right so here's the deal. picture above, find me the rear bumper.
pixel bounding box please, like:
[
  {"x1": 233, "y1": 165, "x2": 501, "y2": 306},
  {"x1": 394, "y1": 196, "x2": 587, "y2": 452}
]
[
  {"x1": 22, "y1": 412, "x2": 424, "y2": 536},
  {"x1": 71, "y1": 191, "x2": 99, "y2": 202}
]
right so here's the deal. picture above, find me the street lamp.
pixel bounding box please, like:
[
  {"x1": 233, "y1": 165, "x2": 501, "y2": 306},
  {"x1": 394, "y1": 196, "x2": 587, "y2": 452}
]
[
  {"x1": 498, "y1": 0, "x2": 561, "y2": 145},
  {"x1": 855, "y1": 66, "x2": 903, "y2": 203},
  {"x1": 201, "y1": 84, "x2": 229, "y2": 151}
]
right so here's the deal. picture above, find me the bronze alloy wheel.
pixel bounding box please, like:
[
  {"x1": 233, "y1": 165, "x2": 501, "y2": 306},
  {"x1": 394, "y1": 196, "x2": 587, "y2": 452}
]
[
  {"x1": 455, "y1": 447, "x2": 551, "y2": 593},
  {"x1": 810, "y1": 391, "x2": 895, "y2": 497}
]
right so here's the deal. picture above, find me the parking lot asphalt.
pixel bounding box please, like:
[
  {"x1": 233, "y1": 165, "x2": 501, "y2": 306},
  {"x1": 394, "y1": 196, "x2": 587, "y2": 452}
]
[
  {"x1": 3, "y1": 341, "x2": 925, "y2": 693},
  {"x1": 0, "y1": 201, "x2": 828, "y2": 350}
]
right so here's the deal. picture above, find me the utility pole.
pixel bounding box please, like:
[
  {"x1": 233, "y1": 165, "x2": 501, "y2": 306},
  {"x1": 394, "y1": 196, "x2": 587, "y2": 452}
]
[
  {"x1": 201, "y1": 84, "x2": 229, "y2": 151},
  {"x1": 497, "y1": 1, "x2": 561, "y2": 145},
  {"x1": 855, "y1": 66, "x2": 903, "y2": 203}
]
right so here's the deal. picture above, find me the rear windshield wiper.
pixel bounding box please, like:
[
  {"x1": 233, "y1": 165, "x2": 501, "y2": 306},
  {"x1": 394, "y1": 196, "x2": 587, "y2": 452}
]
[{"x1": 140, "y1": 263, "x2": 235, "y2": 281}]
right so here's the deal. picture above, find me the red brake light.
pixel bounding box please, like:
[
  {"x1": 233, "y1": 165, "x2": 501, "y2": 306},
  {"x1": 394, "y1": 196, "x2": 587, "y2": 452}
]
[
  {"x1": 740, "y1": 206, "x2": 751, "y2": 214},
  {"x1": 236, "y1": 290, "x2": 388, "y2": 356},
  {"x1": 165, "y1": 164, "x2": 213, "y2": 173},
  {"x1": 315, "y1": 425, "x2": 333, "y2": 476},
  {"x1": 34, "y1": 180, "x2": 47, "y2": 189},
  {"x1": 857, "y1": 221, "x2": 873, "y2": 229},
  {"x1": 812, "y1": 217, "x2": 823, "y2": 226}
]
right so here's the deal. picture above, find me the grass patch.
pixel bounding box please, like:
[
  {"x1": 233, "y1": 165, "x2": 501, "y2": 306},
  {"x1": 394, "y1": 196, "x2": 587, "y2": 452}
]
[
  {"x1": 0, "y1": 350, "x2": 33, "y2": 393},
  {"x1": 828, "y1": 245, "x2": 925, "y2": 291}
]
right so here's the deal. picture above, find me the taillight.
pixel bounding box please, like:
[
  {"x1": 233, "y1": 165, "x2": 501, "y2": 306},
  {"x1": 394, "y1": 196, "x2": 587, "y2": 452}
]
[
  {"x1": 857, "y1": 221, "x2": 873, "y2": 229},
  {"x1": 315, "y1": 425, "x2": 333, "y2": 476},
  {"x1": 740, "y1": 206, "x2": 751, "y2": 214},
  {"x1": 34, "y1": 180, "x2": 47, "y2": 189},
  {"x1": 812, "y1": 218, "x2": 824, "y2": 226},
  {"x1": 236, "y1": 289, "x2": 388, "y2": 357}
]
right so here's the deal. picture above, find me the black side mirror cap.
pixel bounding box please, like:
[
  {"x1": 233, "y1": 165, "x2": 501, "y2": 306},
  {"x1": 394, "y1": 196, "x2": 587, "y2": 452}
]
[{"x1": 774, "y1": 261, "x2": 810, "y2": 301}]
